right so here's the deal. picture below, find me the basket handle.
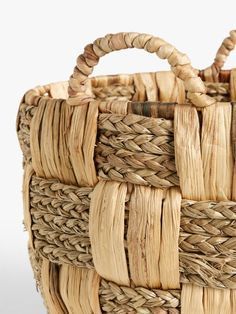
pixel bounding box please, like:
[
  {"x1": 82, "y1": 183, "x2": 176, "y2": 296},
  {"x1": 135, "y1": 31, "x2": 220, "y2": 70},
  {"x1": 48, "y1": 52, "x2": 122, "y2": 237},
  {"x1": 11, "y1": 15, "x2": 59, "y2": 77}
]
[
  {"x1": 211, "y1": 30, "x2": 236, "y2": 72},
  {"x1": 67, "y1": 32, "x2": 215, "y2": 108}
]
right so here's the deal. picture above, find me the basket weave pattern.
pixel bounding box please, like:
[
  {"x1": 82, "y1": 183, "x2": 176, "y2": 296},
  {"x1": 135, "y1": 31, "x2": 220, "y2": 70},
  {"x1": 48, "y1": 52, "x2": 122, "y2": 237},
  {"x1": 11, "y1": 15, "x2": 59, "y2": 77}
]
[{"x1": 17, "y1": 31, "x2": 236, "y2": 313}]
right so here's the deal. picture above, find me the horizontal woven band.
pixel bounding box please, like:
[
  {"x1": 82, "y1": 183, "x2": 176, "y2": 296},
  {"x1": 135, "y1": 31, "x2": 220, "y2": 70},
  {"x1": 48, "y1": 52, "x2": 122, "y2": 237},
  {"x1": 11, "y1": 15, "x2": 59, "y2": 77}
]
[
  {"x1": 17, "y1": 96, "x2": 234, "y2": 188},
  {"x1": 99, "y1": 279, "x2": 180, "y2": 313},
  {"x1": 29, "y1": 175, "x2": 236, "y2": 289}
]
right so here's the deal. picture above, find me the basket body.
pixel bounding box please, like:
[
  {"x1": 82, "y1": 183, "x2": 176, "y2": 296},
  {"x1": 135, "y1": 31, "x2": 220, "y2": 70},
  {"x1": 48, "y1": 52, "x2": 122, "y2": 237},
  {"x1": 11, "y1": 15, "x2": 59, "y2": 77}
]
[{"x1": 17, "y1": 65, "x2": 236, "y2": 313}]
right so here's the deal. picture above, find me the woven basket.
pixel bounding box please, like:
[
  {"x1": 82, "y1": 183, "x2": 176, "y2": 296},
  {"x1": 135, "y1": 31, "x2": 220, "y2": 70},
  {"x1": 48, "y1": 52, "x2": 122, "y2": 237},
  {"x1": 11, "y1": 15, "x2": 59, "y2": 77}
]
[{"x1": 17, "y1": 31, "x2": 236, "y2": 314}]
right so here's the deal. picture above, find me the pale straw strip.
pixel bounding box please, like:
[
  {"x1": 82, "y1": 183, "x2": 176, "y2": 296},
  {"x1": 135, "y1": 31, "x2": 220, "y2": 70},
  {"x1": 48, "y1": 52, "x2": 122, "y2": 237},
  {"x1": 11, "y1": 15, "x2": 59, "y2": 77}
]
[
  {"x1": 133, "y1": 73, "x2": 148, "y2": 101},
  {"x1": 203, "y1": 288, "x2": 231, "y2": 314},
  {"x1": 134, "y1": 72, "x2": 158, "y2": 101},
  {"x1": 230, "y1": 70, "x2": 236, "y2": 201},
  {"x1": 201, "y1": 101, "x2": 233, "y2": 313},
  {"x1": 160, "y1": 187, "x2": 181, "y2": 289},
  {"x1": 68, "y1": 101, "x2": 98, "y2": 187},
  {"x1": 89, "y1": 180, "x2": 129, "y2": 286},
  {"x1": 155, "y1": 72, "x2": 185, "y2": 103},
  {"x1": 201, "y1": 102, "x2": 233, "y2": 201},
  {"x1": 127, "y1": 185, "x2": 163, "y2": 288},
  {"x1": 30, "y1": 98, "x2": 47, "y2": 178},
  {"x1": 30, "y1": 98, "x2": 78, "y2": 185},
  {"x1": 174, "y1": 103, "x2": 205, "y2": 313},
  {"x1": 41, "y1": 258, "x2": 68, "y2": 314},
  {"x1": 174, "y1": 103, "x2": 205, "y2": 201},
  {"x1": 59, "y1": 266, "x2": 101, "y2": 314}
]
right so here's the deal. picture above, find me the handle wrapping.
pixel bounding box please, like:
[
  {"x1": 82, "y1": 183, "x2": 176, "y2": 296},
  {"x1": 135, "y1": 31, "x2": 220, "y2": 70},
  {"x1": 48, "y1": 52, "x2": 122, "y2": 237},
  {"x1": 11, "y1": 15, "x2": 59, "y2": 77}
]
[
  {"x1": 68, "y1": 32, "x2": 216, "y2": 108},
  {"x1": 214, "y1": 30, "x2": 236, "y2": 70}
]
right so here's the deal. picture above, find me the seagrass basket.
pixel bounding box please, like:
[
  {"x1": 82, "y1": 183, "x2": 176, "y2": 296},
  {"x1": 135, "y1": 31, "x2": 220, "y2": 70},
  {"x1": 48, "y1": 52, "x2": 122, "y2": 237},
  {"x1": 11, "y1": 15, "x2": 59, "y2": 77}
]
[{"x1": 17, "y1": 31, "x2": 236, "y2": 314}]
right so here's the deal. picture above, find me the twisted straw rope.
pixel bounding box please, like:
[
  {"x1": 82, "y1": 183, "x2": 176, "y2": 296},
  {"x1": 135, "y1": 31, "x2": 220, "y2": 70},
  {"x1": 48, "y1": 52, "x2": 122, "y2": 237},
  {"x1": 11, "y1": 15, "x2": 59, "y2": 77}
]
[
  {"x1": 214, "y1": 30, "x2": 236, "y2": 70},
  {"x1": 29, "y1": 175, "x2": 236, "y2": 289},
  {"x1": 68, "y1": 32, "x2": 216, "y2": 108}
]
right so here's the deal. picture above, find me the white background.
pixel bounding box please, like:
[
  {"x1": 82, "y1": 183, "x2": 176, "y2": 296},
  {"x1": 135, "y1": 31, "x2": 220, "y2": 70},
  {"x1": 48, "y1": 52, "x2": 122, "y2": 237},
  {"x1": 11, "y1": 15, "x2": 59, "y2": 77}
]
[{"x1": 0, "y1": 1, "x2": 236, "y2": 313}]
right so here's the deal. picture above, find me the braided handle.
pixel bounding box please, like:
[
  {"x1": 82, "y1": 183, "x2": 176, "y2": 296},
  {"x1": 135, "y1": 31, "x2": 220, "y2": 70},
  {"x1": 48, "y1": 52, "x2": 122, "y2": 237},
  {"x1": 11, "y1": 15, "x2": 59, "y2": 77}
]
[
  {"x1": 67, "y1": 32, "x2": 215, "y2": 108},
  {"x1": 213, "y1": 30, "x2": 236, "y2": 70}
]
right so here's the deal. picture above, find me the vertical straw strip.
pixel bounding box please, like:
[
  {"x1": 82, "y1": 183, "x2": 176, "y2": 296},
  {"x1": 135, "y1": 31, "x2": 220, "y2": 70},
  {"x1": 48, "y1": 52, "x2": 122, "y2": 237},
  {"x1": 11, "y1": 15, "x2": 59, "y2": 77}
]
[
  {"x1": 201, "y1": 102, "x2": 233, "y2": 314},
  {"x1": 159, "y1": 187, "x2": 181, "y2": 289},
  {"x1": 41, "y1": 259, "x2": 68, "y2": 314},
  {"x1": 201, "y1": 103, "x2": 233, "y2": 201},
  {"x1": 59, "y1": 266, "x2": 101, "y2": 314},
  {"x1": 230, "y1": 69, "x2": 236, "y2": 201},
  {"x1": 68, "y1": 102, "x2": 98, "y2": 187},
  {"x1": 229, "y1": 74, "x2": 236, "y2": 314},
  {"x1": 177, "y1": 100, "x2": 234, "y2": 313},
  {"x1": 174, "y1": 103, "x2": 205, "y2": 201},
  {"x1": 127, "y1": 185, "x2": 163, "y2": 288},
  {"x1": 155, "y1": 72, "x2": 185, "y2": 103},
  {"x1": 89, "y1": 180, "x2": 130, "y2": 286},
  {"x1": 59, "y1": 100, "x2": 100, "y2": 313},
  {"x1": 174, "y1": 103, "x2": 205, "y2": 314}
]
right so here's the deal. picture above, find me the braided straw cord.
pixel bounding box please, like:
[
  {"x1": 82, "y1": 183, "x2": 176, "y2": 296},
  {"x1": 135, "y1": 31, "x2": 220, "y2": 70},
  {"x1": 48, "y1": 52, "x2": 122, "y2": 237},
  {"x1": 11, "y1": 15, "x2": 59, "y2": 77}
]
[
  {"x1": 99, "y1": 279, "x2": 180, "y2": 313},
  {"x1": 29, "y1": 175, "x2": 236, "y2": 290},
  {"x1": 30, "y1": 176, "x2": 93, "y2": 268},
  {"x1": 96, "y1": 113, "x2": 178, "y2": 188}
]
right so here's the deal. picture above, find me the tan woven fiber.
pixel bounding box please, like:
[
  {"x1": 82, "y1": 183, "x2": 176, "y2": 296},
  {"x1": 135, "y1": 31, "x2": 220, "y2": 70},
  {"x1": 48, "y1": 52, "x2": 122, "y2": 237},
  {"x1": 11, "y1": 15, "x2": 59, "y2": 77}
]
[{"x1": 17, "y1": 31, "x2": 236, "y2": 313}]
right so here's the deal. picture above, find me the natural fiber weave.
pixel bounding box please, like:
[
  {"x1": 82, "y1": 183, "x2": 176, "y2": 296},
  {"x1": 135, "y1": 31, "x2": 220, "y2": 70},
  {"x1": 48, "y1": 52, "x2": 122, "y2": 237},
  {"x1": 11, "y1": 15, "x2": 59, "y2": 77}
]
[
  {"x1": 28, "y1": 174, "x2": 236, "y2": 289},
  {"x1": 17, "y1": 31, "x2": 236, "y2": 313}
]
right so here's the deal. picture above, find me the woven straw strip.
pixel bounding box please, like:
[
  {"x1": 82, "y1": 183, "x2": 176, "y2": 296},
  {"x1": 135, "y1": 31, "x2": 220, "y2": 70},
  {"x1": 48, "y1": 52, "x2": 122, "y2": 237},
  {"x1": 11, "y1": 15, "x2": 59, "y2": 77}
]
[
  {"x1": 99, "y1": 279, "x2": 180, "y2": 313},
  {"x1": 29, "y1": 175, "x2": 236, "y2": 289}
]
